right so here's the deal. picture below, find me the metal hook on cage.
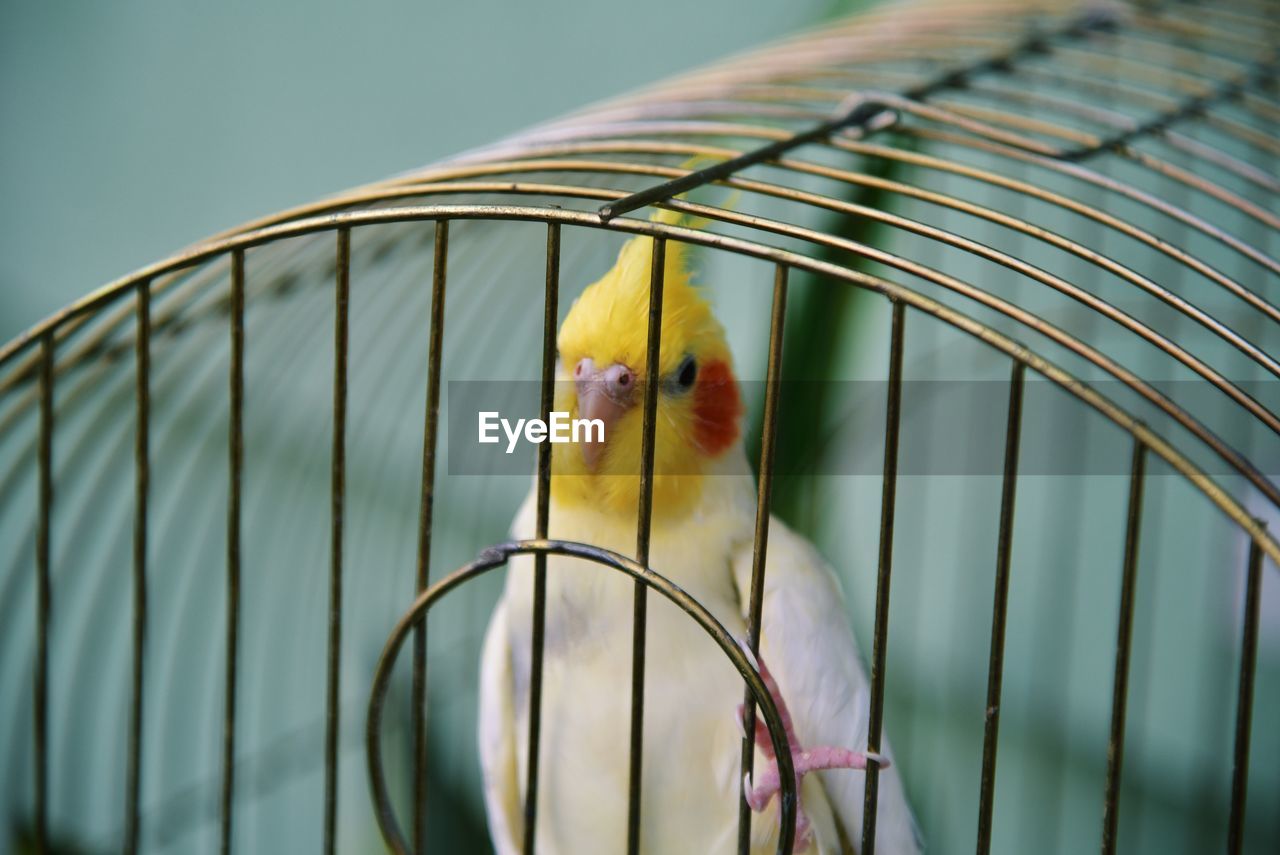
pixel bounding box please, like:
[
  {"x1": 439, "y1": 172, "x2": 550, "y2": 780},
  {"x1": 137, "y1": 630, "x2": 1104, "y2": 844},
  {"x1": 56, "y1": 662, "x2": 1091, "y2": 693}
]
[
  {"x1": 830, "y1": 91, "x2": 901, "y2": 140},
  {"x1": 365, "y1": 538, "x2": 803, "y2": 855},
  {"x1": 595, "y1": 6, "x2": 1126, "y2": 224},
  {"x1": 596, "y1": 92, "x2": 901, "y2": 223}
]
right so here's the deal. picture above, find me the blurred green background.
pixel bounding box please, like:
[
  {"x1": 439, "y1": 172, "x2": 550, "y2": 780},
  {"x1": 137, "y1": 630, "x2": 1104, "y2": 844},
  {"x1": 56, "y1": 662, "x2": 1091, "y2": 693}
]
[
  {"x1": 0, "y1": 0, "x2": 835, "y2": 342},
  {"x1": 2, "y1": 2, "x2": 1277, "y2": 854}
]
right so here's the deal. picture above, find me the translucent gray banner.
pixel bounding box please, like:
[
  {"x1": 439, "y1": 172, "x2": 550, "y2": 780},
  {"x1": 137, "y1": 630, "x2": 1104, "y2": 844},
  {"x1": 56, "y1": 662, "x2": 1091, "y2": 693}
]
[{"x1": 445, "y1": 380, "x2": 1280, "y2": 477}]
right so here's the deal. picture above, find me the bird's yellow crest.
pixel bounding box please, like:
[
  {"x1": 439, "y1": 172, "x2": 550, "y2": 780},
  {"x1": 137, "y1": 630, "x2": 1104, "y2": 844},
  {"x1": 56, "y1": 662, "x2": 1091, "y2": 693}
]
[{"x1": 552, "y1": 206, "x2": 743, "y2": 519}]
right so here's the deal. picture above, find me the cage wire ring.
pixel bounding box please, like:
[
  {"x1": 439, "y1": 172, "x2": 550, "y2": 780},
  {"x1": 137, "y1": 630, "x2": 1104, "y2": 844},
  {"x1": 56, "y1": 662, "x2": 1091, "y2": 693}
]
[{"x1": 365, "y1": 538, "x2": 802, "y2": 855}]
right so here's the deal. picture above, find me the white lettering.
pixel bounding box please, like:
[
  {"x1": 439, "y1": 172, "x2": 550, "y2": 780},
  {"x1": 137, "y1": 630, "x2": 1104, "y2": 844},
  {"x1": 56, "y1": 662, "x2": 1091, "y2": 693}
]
[
  {"x1": 549, "y1": 411, "x2": 570, "y2": 443},
  {"x1": 502, "y1": 418, "x2": 525, "y2": 454},
  {"x1": 574, "y1": 417, "x2": 605, "y2": 444},
  {"x1": 479, "y1": 410, "x2": 606, "y2": 452},
  {"x1": 478, "y1": 412, "x2": 500, "y2": 443}
]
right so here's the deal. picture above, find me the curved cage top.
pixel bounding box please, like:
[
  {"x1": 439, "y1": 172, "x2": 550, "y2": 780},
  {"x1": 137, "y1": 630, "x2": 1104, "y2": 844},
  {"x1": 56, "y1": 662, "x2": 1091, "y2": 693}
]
[{"x1": 0, "y1": 0, "x2": 1276, "y2": 853}]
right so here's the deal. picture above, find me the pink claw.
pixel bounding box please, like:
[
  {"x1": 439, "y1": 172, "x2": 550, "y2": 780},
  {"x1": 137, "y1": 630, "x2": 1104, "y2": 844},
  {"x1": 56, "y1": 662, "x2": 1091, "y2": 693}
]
[{"x1": 737, "y1": 643, "x2": 888, "y2": 852}]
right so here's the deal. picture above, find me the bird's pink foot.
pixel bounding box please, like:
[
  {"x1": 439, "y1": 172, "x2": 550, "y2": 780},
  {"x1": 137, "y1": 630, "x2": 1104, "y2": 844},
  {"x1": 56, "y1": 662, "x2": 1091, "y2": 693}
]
[{"x1": 736, "y1": 644, "x2": 888, "y2": 851}]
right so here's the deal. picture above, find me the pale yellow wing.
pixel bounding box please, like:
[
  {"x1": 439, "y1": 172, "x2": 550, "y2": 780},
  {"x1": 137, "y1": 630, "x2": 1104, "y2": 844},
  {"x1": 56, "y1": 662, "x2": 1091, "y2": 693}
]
[
  {"x1": 733, "y1": 517, "x2": 923, "y2": 854},
  {"x1": 478, "y1": 595, "x2": 524, "y2": 855}
]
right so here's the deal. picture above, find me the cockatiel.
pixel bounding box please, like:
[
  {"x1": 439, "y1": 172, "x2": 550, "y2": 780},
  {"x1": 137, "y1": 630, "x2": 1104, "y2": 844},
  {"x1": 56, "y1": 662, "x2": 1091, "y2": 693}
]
[{"x1": 478, "y1": 209, "x2": 920, "y2": 854}]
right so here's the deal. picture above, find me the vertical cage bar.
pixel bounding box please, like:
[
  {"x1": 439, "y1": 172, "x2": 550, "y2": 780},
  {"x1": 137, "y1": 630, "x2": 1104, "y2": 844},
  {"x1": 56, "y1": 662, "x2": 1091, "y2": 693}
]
[
  {"x1": 975, "y1": 361, "x2": 1026, "y2": 854},
  {"x1": 862, "y1": 300, "x2": 905, "y2": 855},
  {"x1": 323, "y1": 229, "x2": 351, "y2": 855},
  {"x1": 1226, "y1": 538, "x2": 1264, "y2": 855},
  {"x1": 412, "y1": 220, "x2": 449, "y2": 853},
  {"x1": 626, "y1": 236, "x2": 666, "y2": 855},
  {"x1": 1100, "y1": 440, "x2": 1147, "y2": 855},
  {"x1": 523, "y1": 223, "x2": 561, "y2": 855},
  {"x1": 736, "y1": 264, "x2": 789, "y2": 855},
  {"x1": 124, "y1": 280, "x2": 151, "y2": 855},
  {"x1": 34, "y1": 331, "x2": 54, "y2": 854},
  {"x1": 221, "y1": 248, "x2": 245, "y2": 855}
]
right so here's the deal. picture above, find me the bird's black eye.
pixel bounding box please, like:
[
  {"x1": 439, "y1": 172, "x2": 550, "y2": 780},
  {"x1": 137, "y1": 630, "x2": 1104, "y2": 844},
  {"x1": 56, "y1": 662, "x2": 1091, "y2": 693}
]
[{"x1": 675, "y1": 355, "x2": 697, "y2": 390}]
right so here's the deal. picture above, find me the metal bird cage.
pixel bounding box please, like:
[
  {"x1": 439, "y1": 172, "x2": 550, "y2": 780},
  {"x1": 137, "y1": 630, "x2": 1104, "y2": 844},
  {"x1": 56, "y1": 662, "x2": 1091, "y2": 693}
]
[{"x1": 1, "y1": 0, "x2": 1277, "y2": 852}]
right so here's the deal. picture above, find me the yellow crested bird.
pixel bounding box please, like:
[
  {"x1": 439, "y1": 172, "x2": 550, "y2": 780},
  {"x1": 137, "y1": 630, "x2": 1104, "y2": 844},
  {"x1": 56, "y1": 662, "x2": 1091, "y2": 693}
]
[{"x1": 478, "y1": 210, "x2": 921, "y2": 854}]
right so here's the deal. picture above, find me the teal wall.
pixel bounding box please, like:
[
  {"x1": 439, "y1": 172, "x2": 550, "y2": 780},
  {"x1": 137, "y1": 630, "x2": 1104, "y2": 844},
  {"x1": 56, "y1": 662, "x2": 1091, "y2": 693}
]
[
  {"x1": 0, "y1": 0, "x2": 832, "y2": 342},
  {"x1": 3, "y1": 2, "x2": 1275, "y2": 854}
]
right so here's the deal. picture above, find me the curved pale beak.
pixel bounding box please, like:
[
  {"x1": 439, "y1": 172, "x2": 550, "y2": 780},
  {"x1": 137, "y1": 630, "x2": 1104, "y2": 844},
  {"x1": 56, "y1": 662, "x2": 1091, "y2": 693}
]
[{"x1": 573, "y1": 357, "x2": 638, "y2": 470}]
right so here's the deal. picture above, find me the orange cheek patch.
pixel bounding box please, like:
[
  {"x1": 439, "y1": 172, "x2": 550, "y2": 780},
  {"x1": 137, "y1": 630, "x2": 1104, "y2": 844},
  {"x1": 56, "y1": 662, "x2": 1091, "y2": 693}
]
[{"x1": 692, "y1": 360, "x2": 742, "y2": 457}]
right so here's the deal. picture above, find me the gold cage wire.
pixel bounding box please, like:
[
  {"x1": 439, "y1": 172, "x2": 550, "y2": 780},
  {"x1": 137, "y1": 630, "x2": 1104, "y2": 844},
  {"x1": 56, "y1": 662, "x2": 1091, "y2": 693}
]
[{"x1": 1, "y1": 0, "x2": 1277, "y2": 852}]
